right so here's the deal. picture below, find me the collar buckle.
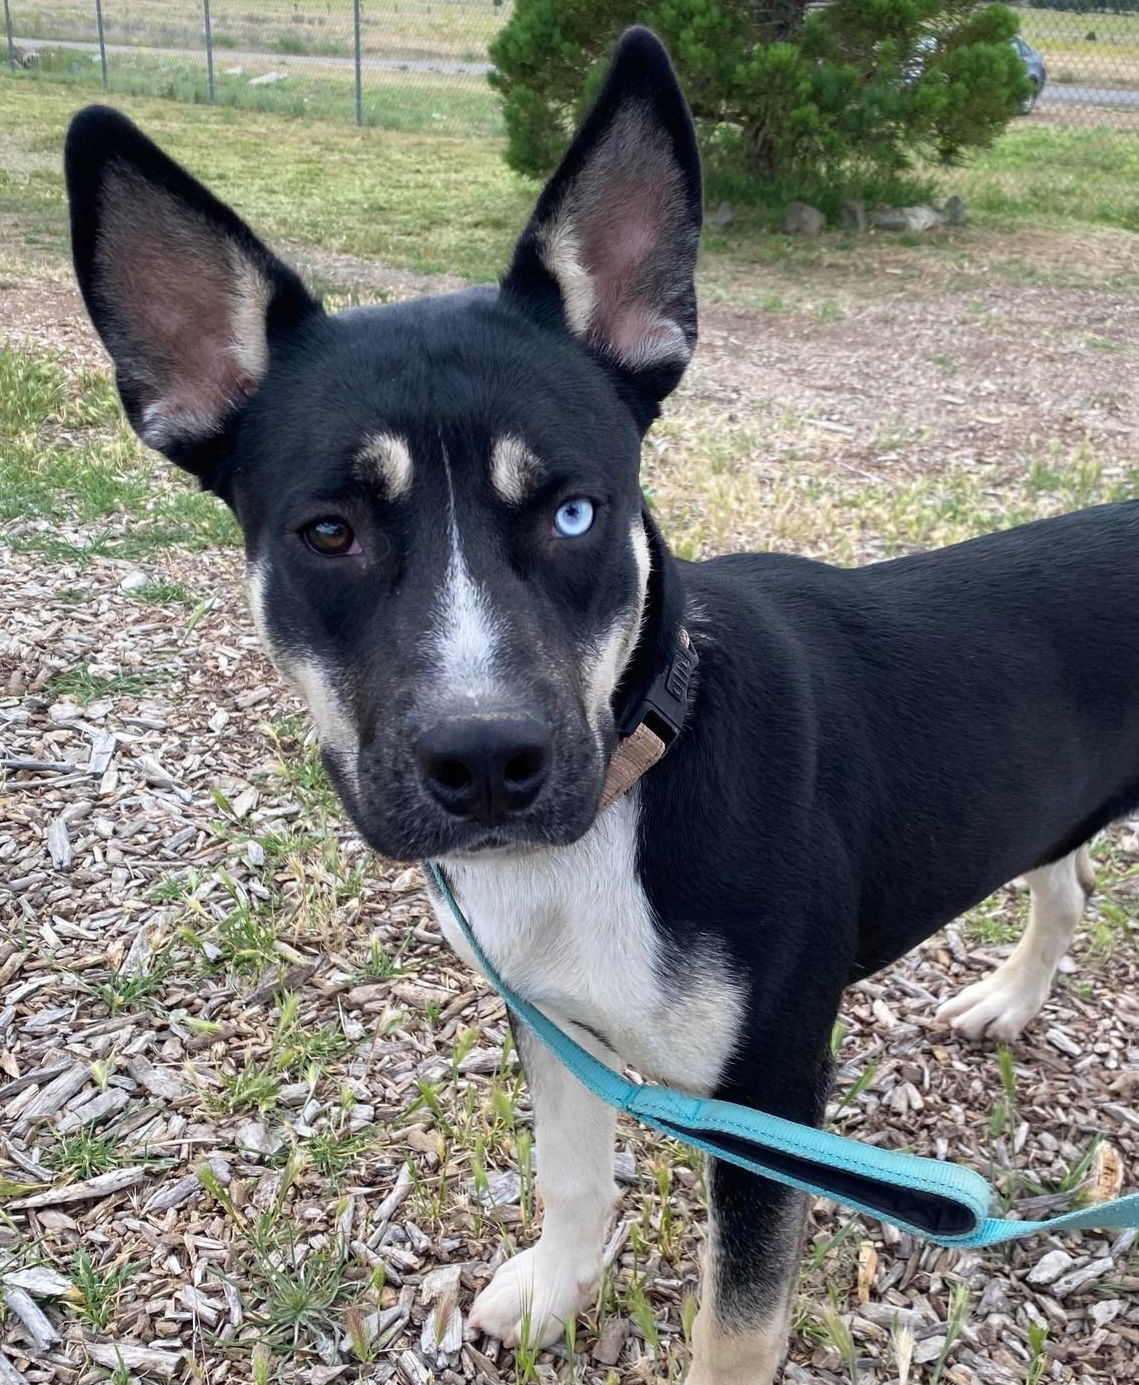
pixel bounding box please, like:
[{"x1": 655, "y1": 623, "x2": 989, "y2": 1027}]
[{"x1": 618, "y1": 626, "x2": 698, "y2": 747}]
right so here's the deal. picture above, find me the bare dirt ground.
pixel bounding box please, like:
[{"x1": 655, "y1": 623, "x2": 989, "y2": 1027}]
[{"x1": 2, "y1": 223, "x2": 1139, "y2": 1385}]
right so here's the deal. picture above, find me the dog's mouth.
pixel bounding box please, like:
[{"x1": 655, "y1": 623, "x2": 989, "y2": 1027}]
[{"x1": 444, "y1": 830, "x2": 534, "y2": 859}]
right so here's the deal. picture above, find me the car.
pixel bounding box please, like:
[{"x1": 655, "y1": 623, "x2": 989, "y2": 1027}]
[
  {"x1": 905, "y1": 32, "x2": 1046, "y2": 115},
  {"x1": 1011, "y1": 33, "x2": 1047, "y2": 114}
]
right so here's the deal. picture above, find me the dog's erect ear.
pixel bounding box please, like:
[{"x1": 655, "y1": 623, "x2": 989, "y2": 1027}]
[
  {"x1": 65, "y1": 105, "x2": 319, "y2": 487},
  {"x1": 502, "y1": 28, "x2": 702, "y2": 417}
]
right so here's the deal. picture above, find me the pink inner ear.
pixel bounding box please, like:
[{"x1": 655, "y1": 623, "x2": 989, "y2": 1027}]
[
  {"x1": 98, "y1": 170, "x2": 267, "y2": 441},
  {"x1": 555, "y1": 109, "x2": 693, "y2": 369},
  {"x1": 579, "y1": 194, "x2": 681, "y2": 360}
]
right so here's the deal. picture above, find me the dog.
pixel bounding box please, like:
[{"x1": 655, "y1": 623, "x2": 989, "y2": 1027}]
[{"x1": 64, "y1": 28, "x2": 1135, "y2": 1383}]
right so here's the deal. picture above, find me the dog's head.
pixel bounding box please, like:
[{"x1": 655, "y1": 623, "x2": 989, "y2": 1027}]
[{"x1": 65, "y1": 28, "x2": 702, "y2": 862}]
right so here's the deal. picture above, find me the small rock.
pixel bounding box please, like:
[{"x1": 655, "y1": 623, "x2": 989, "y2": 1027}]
[
  {"x1": 1051, "y1": 1255, "x2": 1114, "y2": 1298},
  {"x1": 871, "y1": 204, "x2": 942, "y2": 233},
  {"x1": 913, "y1": 1335, "x2": 947, "y2": 1365},
  {"x1": 119, "y1": 571, "x2": 148, "y2": 592},
  {"x1": 0, "y1": 1348, "x2": 29, "y2": 1383},
  {"x1": 56, "y1": 1086, "x2": 130, "y2": 1133},
  {"x1": 348, "y1": 983, "x2": 389, "y2": 1006},
  {"x1": 593, "y1": 1316, "x2": 631, "y2": 1366},
  {"x1": 943, "y1": 194, "x2": 967, "y2": 225},
  {"x1": 45, "y1": 817, "x2": 72, "y2": 871},
  {"x1": 840, "y1": 198, "x2": 868, "y2": 232},
  {"x1": 420, "y1": 1265, "x2": 463, "y2": 1362},
  {"x1": 2, "y1": 1267, "x2": 74, "y2": 1299},
  {"x1": 1026, "y1": 1248, "x2": 1074, "y2": 1286},
  {"x1": 18, "y1": 1064, "x2": 89, "y2": 1120},
  {"x1": 1090, "y1": 1298, "x2": 1123, "y2": 1329},
  {"x1": 179, "y1": 1285, "x2": 222, "y2": 1326},
  {"x1": 784, "y1": 201, "x2": 826, "y2": 235},
  {"x1": 235, "y1": 1121, "x2": 283, "y2": 1157},
  {"x1": 7, "y1": 1166, "x2": 146, "y2": 1209},
  {"x1": 391, "y1": 866, "x2": 420, "y2": 892},
  {"x1": 474, "y1": 1171, "x2": 520, "y2": 1209},
  {"x1": 2, "y1": 1286, "x2": 59, "y2": 1352},
  {"x1": 977, "y1": 1277, "x2": 1012, "y2": 1316},
  {"x1": 248, "y1": 71, "x2": 289, "y2": 87},
  {"x1": 127, "y1": 1055, "x2": 185, "y2": 1101},
  {"x1": 1046, "y1": 1027, "x2": 1081, "y2": 1057},
  {"x1": 87, "y1": 1344, "x2": 182, "y2": 1377},
  {"x1": 138, "y1": 754, "x2": 176, "y2": 788}
]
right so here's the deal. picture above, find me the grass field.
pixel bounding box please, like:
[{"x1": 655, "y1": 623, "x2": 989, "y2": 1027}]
[
  {"x1": 0, "y1": 79, "x2": 531, "y2": 278},
  {"x1": 2, "y1": 75, "x2": 1138, "y2": 298},
  {"x1": 2, "y1": 68, "x2": 1139, "y2": 1385},
  {"x1": 1020, "y1": 5, "x2": 1139, "y2": 86},
  {"x1": 10, "y1": 43, "x2": 505, "y2": 137},
  {"x1": 9, "y1": 0, "x2": 510, "y2": 62}
]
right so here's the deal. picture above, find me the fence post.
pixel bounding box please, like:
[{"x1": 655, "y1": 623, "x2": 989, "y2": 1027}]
[
  {"x1": 3, "y1": 0, "x2": 16, "y2": 73},
  {"x1": 353, "y1": 0, "x2": 363, "y2": 126},
  {"x1": 203, "y1": 0, "x2": 216, "y2": 103},
  {"x1": 94, "y1": 0, "x2": 107, "y2": 87}
]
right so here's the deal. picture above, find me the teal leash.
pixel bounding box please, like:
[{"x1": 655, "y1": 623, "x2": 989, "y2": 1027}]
[{"x1": 427, "y1": 861, "x2": 1139, "y2": 1250}]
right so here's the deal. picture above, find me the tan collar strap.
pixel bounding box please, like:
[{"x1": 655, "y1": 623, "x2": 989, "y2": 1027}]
[
  {"x1": 599, "y1": 625, "x2": 697, "y2": 812},
  {"x1": 599, "y1": 722, "x2": 668, "y2": 812}
]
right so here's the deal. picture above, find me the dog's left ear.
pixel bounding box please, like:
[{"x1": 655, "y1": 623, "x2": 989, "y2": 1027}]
[{"x1": 502, "y1": 27, "x2": 702, "y2": 417}]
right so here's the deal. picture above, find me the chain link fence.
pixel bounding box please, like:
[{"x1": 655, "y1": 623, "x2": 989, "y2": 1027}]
[
  {"x1": 2, "y1": 3, "x2": 1137, "y2": 140},
  {"x1": 3, "y1": 1, "x2": 506, "y2": 136}
]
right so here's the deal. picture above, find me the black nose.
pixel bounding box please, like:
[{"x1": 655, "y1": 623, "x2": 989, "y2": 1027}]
[{"x1": 416, "y1": 715, "x2": 551, "y2": 824}]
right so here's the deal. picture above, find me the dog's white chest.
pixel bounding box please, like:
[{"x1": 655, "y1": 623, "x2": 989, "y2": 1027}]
[{"x1": 433, "y1": 793, "x2": 744, "y2": 1095}]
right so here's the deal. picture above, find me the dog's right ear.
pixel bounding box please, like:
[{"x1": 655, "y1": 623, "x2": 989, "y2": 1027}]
[{"x1": 65, "y1": 105, "x2": 320, "y2": 490}]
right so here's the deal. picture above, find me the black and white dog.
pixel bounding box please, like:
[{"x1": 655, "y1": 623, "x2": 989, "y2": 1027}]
[{"x1": 65, "y1": 29, "x2": 1134, "y2": 1382}]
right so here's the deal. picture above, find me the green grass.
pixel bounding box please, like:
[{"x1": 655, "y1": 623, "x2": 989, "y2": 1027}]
[
  {"x1": 42, "y1": 666, "x2": 166, "y2": 704},
  {"x1": 45, "y1": 1129, "x2": 124, "y2": 1181},
  {"x1": 952, "y1": 125, "x2": 1139, "y2": 233},
  {"x1": 4, "y1": 62, "x2": 1138, "y2": 304},
  {"x1": 0, "y1": 74, "x2": 531, "y2": 281},
  {"x1": 0, "y1": 343, "x2": 240, "y2": 559},
  {"x1": 14, "y1": 45, "x2": 504, "y2": 138},
  {"x1": 68, "y1": 1249, "x2": 140, "y2": 1331},
  {"x1": 129, "y1": 578, "x2": 201, "y2": 605},
  {"x1": 11, "y1": 0, "x2": 506, "y2": 62}
]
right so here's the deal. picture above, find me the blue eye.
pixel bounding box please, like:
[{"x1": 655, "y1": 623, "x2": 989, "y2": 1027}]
[{"x1": 553, "y1": 498, "x2": 594, "y2": 538}]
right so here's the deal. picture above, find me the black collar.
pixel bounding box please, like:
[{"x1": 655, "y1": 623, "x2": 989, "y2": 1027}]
[{"x1": 617, "y1": 623, "x2": 698, "y2": 748}]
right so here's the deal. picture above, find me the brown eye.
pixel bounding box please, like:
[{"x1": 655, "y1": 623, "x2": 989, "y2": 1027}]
[{"x1": 301, "y1": 518, "x2": 360, "y2": 556}]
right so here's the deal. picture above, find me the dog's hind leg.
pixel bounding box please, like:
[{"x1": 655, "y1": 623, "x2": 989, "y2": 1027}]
[
  {"x1": 936, "y1": 844, "x2": 1093, "y2": 1042},
  {"x1": 468, "y1": 1021, "x2": 619, "y2": 1350}
]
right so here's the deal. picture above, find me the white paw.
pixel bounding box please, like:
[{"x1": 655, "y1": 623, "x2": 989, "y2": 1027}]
[
  {"x1": 469, "y1": 1243, "x2": 600, "y2": 1350},
  {"x1": 936, "y1": 968, "x2": 1049, "y2": 1042}
]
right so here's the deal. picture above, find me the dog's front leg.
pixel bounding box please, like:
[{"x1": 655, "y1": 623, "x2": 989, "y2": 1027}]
[
  {"x1": 469, "y1": 1020, "x2": 619, "y2": 1350},
  {"x1": 687, "y1": 1162, "x2": 805, "y2": 1385},
  {"x1": 686, "y1": 1013, "x2": 835, "y2": 1385}
]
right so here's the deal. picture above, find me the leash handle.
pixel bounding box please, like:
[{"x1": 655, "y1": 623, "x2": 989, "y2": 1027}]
[{"x1": 427, "y1": 863, "x2": 1139, "y2": 1249}]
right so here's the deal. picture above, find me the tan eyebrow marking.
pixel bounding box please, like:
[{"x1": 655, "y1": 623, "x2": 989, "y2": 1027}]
[
  {"x1": 490, "y1": 435, "x2": 541, "y2": 505},
  {"x1": 355, "y1": 431, "x2": 413, "y2": 497}
]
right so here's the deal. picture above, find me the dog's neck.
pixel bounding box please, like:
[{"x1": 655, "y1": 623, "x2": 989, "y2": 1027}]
[
  {"x1": 603, "y1": 511, "x2": 697, "y2": 809},
  {"x1": 613, "y1": 509, "x2": 688, "y2": 728}
]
